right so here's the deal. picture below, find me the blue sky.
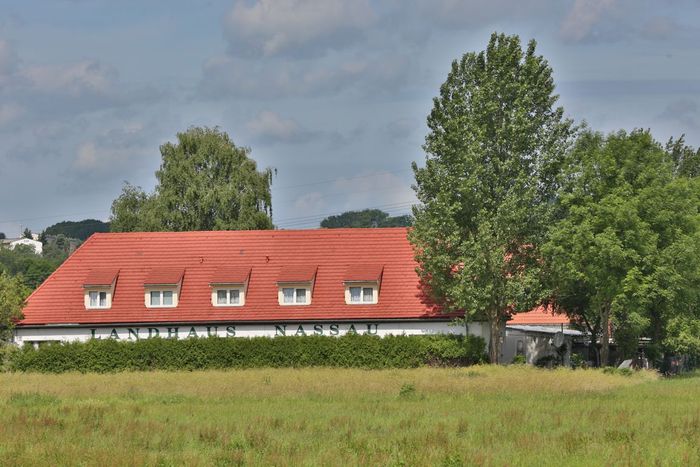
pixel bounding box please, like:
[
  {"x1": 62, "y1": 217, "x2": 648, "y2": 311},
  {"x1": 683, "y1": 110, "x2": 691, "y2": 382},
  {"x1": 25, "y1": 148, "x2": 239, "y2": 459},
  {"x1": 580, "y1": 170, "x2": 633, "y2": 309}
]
[{"x1": 1, "y1": 0, "x2": 699, "y2": 236}]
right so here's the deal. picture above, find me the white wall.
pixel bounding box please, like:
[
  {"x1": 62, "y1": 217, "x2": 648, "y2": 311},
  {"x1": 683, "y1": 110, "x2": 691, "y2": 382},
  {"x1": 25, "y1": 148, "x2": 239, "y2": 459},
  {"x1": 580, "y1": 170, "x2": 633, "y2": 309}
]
[
  {"x1": 9, "y1": 238, "x2": 43, "y2": 255},
  {"x1": 14, "y1": 320, "x2": 489, "y2": 345}
]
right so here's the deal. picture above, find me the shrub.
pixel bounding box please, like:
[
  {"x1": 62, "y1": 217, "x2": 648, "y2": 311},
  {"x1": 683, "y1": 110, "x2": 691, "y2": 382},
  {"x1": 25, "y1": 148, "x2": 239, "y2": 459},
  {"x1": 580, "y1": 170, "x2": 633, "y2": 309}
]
[
  {"x1": 511, "y1": 354, "x2": 526, "y2": 365},
  {"x1": 6, "y1": 334, "x2": 487, "y2": 373}
]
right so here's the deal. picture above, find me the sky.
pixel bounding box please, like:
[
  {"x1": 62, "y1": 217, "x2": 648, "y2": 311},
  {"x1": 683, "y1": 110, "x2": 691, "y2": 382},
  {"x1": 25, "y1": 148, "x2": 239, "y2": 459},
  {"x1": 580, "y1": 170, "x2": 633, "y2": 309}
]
[{"x1": 1, "y1": 0, "x2": 700, "y2": 236}]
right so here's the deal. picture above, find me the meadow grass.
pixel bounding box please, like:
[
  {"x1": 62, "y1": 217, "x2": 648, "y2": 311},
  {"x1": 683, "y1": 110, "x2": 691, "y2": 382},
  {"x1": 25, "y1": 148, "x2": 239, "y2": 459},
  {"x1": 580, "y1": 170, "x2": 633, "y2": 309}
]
[{"x1": 0, "y1": 366, "x2": 697, "y2": 466}]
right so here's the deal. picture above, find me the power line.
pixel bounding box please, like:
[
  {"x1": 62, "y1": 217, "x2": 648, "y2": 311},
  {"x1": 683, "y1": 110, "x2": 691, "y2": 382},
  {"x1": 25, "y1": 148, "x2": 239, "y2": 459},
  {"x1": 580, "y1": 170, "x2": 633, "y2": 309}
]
[{"x1": 274, "y1": 168, "x2": 413, "y2": 191}]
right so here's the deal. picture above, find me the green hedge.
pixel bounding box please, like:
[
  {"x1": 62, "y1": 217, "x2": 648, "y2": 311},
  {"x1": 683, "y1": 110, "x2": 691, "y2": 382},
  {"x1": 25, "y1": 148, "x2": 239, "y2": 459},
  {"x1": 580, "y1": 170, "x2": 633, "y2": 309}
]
[{"x1": 5, "y1": 334, "x2": 486, "y2": 373}]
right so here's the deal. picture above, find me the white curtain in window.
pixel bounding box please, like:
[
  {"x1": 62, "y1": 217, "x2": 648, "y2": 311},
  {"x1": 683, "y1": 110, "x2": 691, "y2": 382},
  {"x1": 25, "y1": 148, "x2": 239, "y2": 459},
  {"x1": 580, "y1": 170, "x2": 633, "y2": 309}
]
[
  {"x1": 162, "y1": 291, "x2": 173, "y2": 306},
  {"x1": 283, "y1": 288, "x2": 294, "y2": 303}
]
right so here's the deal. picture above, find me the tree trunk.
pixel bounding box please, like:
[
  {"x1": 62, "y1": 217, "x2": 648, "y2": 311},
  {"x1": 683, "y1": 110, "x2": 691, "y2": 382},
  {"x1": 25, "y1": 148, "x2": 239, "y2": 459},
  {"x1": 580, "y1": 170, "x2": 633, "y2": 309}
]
[
  {"x1": 488, "y1": 318, "x2": 501, "y2": 364},
  {"x1": 600, "y1": 305, "x2": 611, "y2": 367}
]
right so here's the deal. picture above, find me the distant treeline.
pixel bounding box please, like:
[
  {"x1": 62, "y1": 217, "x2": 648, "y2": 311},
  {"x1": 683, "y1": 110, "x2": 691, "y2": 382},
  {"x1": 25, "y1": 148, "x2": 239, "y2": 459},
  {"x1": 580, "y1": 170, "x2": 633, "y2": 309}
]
[{"x1": 320, "y1": 209, "x2": 412, "y2": 229}]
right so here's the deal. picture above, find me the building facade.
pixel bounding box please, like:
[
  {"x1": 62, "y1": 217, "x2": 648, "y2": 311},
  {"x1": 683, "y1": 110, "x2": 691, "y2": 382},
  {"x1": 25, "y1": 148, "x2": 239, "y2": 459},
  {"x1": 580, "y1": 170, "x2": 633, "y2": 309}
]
[{"x1": 15, "y1": 228, "x2": 491, "y2": 346}]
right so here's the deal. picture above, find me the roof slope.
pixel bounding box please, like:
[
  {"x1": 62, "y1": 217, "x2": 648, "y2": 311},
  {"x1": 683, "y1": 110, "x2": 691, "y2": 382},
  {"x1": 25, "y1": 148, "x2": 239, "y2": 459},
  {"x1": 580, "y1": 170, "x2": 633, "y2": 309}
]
[
  {"x1": 508, "y1": 306, "x2": 570, "y2": 325},
  {"x1": 21, "y1": 228, "x2": 447, "y2": 325}
]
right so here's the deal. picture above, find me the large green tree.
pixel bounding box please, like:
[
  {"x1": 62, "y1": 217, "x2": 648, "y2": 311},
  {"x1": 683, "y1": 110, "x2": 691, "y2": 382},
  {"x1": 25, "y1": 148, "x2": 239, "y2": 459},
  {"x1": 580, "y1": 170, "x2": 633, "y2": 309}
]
[
  {"x1": 410, "y1": 33, "x2": 573, "y2": 363},
  {"x1": 0, "y1": 270, "x2": 30, "y2": 342},
  {"x1": 321, "y1": 209, "x2": 412, "y2": 228},
  {"x1": 111, "y1": 127, "x2": 274, "y2": 232},
  {"x1": 543, "y1": 130, "x2": 700, "y2": 365}
]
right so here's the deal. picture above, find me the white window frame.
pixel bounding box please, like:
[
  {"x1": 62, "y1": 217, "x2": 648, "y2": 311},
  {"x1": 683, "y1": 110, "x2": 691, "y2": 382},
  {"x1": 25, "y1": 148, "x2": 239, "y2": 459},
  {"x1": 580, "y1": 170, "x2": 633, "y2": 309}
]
[
  {"x1": 344, "y1": 282, "x2": 379, "y2": 305},
  {"x1": 211, "y1": 287, "x2": 245, "y2": 307},
  {"x1": 145, "y1": 287, "x2": 179, "y2": 308},
  {"x1": 84, "y1": 288, "x2": 112, "y2": 309},
  {"x1": 278, "y1": 282, "x2": 312, "y2": 306}
]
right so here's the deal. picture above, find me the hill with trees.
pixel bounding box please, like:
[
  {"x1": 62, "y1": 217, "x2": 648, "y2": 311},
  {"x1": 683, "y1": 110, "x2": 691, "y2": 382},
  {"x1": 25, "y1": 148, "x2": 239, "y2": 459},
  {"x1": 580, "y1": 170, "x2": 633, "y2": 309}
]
[{"x1": 43, "y1": 219, "x2": 110, "y2": 241}]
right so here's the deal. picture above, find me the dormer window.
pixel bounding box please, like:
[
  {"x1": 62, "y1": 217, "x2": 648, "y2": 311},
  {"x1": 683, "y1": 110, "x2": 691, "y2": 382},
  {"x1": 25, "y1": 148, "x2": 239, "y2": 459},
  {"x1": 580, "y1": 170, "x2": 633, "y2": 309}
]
[
  {"x1": 89, "y1": 291, "x2": 109, "y2": 308},
  {"x1": 277, "y1": 265, "x2": 316, "y2": 306},
  {"x1": 344, "y1": 265, "x2": 383, "y2": 305},
  {"x1": 282, "y1": 287, "x2": 308, "y2": 304},
  {"x1": 210, "y1": 266, "x2": 250, "y2": 307},
  {"x1": 144, "y1": 268, "x2": 184, "y2": 308},
  {"x1": 83, "y1": 269, "x2": 119, "y2": 310}
]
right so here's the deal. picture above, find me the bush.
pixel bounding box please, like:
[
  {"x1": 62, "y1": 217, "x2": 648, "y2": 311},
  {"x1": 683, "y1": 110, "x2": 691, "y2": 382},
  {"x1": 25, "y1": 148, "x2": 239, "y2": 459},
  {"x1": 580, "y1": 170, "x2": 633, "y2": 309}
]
[
  {"x1": 511, "y1": 354, "x2": 526, "y2": 365},
  {"x1": 6, "y1": 334, "x2": 487, "y2": 373}
]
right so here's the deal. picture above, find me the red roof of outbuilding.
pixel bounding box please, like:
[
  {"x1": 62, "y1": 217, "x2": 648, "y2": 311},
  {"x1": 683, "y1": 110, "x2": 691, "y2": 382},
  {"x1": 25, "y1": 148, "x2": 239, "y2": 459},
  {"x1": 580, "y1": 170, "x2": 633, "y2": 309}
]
[
  {"x1": 20, "y1": 228, "x2": 449, "y2": 326},
  {"x1": 83, "y1": 269, "x2": 119, "y2": 287},
  {"x1": 508, "y1": 306, "x2": 571, "y2": 325}
]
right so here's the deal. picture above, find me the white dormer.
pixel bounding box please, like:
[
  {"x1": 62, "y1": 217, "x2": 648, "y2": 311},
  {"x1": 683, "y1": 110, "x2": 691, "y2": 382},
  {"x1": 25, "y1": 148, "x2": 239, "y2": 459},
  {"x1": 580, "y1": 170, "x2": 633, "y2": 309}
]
[
  {"x1": 343, "y1": 265, "x2": 383, "y2": 305},
  {"x1": 210, "y1": 266, "x2": 251, "y2": 307},
  {"x1": 83, "y1": 269, "x2": 119, "y2": 310},
  {"x1": 277, "y1": 265, "x2": 316, "y2": 306},
  {"x1": 144, "y1": 268, "x2": 184, "y2": 308}
]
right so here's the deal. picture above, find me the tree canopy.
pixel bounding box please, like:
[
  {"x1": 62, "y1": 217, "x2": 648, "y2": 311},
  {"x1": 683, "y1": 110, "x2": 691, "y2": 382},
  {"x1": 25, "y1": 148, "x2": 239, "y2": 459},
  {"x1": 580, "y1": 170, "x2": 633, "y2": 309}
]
[
  {"x1": 320, "y1": 209, "x2": 412, "y2": 228},
  {"x1": 543, "y1": 129, "x2": 700, "y2": 365},
  {"x1": 0, "y1": 270, "x2": 30, "y2": 342},
  {"x1": 410, "y1": 32, "x2": 574, "y2": 363},
  {"x1": 110, "y1": 127, "x2": 274, "y2": 232},
  {"x1": 0, "y1": 245, "x2": 64, "y2": 289}
]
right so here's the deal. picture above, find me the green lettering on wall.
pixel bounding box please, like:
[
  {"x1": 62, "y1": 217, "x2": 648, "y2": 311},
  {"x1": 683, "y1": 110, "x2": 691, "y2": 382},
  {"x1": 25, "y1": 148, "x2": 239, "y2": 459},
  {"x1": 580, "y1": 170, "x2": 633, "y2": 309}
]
[
  {"x1": 187, "y1": 327, "x2": 198, "y2": 338},
  {"x1": 366, "y1": 323, "x2": 378, "y2": 335},
  {"x1": 275, "y1": 324, "x2": 286, "y2": 336},
  {"x1": 207, "y1": 326, "x2": 218, "y2": 337},
  {"x1": 347, "y1": 324, "x2": 357, "y2": 335},
  {"x1": 314, "y1": 324, "x2": 323, "y2": 335},
  {"x1": 110, "y1": 329, "x2": 120, "y2": 339},
  {"x1": 128, "y1": 328, "x2": 140, "y2": 340},
  {"x1": 295, "y1": 325, "x2": 306, "y2": 336},
  {"x1": 226, "y1": 326, "x2": 236, "y2": 337},
  {"x1": 167, "y1": 327, "x2": 179, "y2": 339},
  {"x1": 330, "y1": 324, "x2": 339, "y2": 336},
  {"x1": 148, "y1": 328, "x2": 159, "y2": 338}
]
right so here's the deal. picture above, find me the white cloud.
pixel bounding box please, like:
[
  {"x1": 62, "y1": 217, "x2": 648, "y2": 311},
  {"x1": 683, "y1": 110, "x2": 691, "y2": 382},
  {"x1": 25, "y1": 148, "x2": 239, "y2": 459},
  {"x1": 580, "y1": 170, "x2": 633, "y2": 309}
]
[
  {"x1": 0, "y1": 103, "x2": 23, "y2": 126},
  {"x1": 74, "y1": 142, "x2": 98, "y2": 170},
  {"x1": 292, "y1": 191, "x2": 326, "y2": 213},
  {"x1": 200, "y1": 53, "x2": 417, "y2": 99},
  {"x1": 246, "y1": 110, "x2": 314, "y2": 144},
  {"x1": 331, "y1": 171, "x2": 416, "y2": 211},
  {"x1": 0, "y1": 39, "x2": 19, "y2": 78},
  {"x1": 22, "y1": 60, "x2": 115, "y2": 97},
  {"x1": 560, "y1": 0, "x2": 618, "y2": 42},
  {"x1": 225, "y1": 0, "x2": 375, "y2": 57}
]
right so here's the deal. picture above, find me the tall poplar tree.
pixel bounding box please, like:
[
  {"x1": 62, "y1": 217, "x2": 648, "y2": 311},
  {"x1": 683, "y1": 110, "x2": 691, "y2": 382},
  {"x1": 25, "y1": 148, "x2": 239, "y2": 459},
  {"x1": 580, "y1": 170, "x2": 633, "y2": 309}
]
[
  {"x1": 111, "y1": 127, "x2": 273, "y2": 232},
  {"x1": 411, "y1": 33, "x2": 573, "y2": 363}
]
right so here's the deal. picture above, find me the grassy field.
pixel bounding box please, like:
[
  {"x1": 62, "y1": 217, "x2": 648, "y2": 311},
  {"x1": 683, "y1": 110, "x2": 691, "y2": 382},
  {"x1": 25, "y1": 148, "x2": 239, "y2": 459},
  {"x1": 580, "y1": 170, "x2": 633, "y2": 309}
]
[{"x1": 0, "y1": 367, "x2": 697, "y2": 466}]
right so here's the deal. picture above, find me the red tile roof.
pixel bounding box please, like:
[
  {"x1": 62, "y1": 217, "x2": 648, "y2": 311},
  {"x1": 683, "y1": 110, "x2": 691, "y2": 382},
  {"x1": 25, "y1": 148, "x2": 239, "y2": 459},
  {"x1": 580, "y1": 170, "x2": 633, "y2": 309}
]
[
  {"x1": 277, "y1": 265, "x2": 317, "y2": 283},
  {"x1": 344, "y1": 264, "x2": 384, "y2": 282},
  {"x1": 508, "y1": 305, "x2": 571, "y2": 325},
  {"x1": 83, "y1": 269, "x2": 119, "y2": 287},
  {"x1": 20, "y1": 228, "x2": 449, "y2": 326},
  {"x1": 144, "y1": 268, "x2": 184, "y2": 286},
  {"x1": 210, "y1": 266, "x2": 251, "y2": 285}
]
